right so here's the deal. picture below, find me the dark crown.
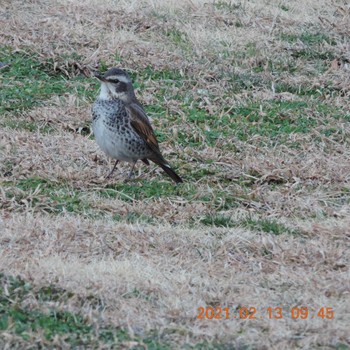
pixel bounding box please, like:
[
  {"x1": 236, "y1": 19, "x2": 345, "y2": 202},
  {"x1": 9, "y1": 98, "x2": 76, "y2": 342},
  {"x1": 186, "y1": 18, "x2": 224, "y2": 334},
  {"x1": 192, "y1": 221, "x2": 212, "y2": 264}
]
[{"x1": 103, "y1": 68, "x2": 130, "y2": 80}]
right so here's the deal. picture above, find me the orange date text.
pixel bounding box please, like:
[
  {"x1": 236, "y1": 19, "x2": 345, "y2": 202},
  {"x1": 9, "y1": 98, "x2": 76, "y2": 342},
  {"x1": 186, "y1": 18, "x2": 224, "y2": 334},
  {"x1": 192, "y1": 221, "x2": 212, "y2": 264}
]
[{"x1": 197, "y1": 307, "x2": 334, "y2": 320}]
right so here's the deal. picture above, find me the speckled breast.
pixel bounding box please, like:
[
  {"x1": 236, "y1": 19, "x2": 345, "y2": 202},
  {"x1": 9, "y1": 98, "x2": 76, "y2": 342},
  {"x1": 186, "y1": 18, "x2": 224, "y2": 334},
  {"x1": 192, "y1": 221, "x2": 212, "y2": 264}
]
[{"x1": 92, "y1": 98, "x2": 150, "y2": 162}]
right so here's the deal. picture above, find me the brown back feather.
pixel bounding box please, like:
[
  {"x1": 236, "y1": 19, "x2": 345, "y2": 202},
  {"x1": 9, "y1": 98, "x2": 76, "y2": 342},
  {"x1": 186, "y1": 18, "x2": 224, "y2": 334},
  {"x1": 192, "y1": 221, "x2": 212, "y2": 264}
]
[{"x1": 126, "y1": 103, "x2": 163, "y2": 158}]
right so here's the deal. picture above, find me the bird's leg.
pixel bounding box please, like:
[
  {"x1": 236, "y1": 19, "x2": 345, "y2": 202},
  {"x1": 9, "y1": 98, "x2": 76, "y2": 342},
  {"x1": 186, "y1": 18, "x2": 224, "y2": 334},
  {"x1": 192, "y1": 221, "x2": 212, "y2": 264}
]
[
  {"x1": 125, "y1": 161, "x2": 137, "y2": 182},
  {"x1": 105, "y1": 160, "x2": 119, "y2": 179}
]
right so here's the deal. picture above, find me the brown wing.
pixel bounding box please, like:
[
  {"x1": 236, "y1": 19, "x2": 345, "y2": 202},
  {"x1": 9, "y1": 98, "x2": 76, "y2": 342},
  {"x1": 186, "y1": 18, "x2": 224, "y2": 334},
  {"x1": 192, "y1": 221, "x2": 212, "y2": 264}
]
[
  {"x1": 127, "y1": 103, "x2": 183, "y2": 183},
  {"x1": 126, "y1": 103, "x2": 162, "y2": 156}
]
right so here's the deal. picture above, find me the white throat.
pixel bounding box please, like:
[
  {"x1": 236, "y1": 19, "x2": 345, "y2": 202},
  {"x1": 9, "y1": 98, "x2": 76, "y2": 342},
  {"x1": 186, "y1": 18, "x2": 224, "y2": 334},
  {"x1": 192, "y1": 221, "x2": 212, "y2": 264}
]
[{"x1": 98, "y1": 83, "x2": 112, "y2": 100}]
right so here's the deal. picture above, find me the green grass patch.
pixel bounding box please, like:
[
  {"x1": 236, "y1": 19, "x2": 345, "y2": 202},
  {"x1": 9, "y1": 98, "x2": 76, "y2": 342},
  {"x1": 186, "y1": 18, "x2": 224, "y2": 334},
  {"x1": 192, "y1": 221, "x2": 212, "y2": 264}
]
[
  {"x1": 154, "y1": 98, "x2": 320, "y2": 147},
  {"x1": 0, "y1": 273, "x2": 169, "y2": 348},
  {"x1": 2, "y1": 175, "x2": 239, "y2": 217},
  {"x1": 218, "y1": 101, "x2": 315, "y2": 141},
  {"x1": 242, "y1": 218, "x2": 299, "y2": 235},
  {"x1": 0, "y1": 47, "x2": 98, "y2": 113},
  {"x1": 227, "y1": 71, "x2": 268, "y2": 91},
  {"x1": 197, "y1": 214, "x2": 235, "y2": 227},
  {"x1": 280, "y1": 32, "x2": 336, "y2": 62},
  {"x1": 113, "y1": 211, "x2": 155, "y2": 224},
  {"x1": 135, "y1": 65, "x2": 186, "y2": 89},
  {"x1": 2, "y1": 177, "x2": 91, "y2": 214},
  {"x1": 0, "y1": 117, "x2": 55, "y2": 133},
  {"x1": 195, "y1": 216, "x2": 300, "y2": 235},
  {"x1": 220, "y1": 100, "x2": 345, "y2": 142},
  {"x1": 213, "y1": 0, "x2": 244, "y2": 12},
  {"x1": 102, "y1": 181, "x2": 195, "y2": 201},
  {"x1": 101, "y1": 180, "x2": 238, "y2": 210},
  {"x1": 290, "y1": 49, "x2": 334, "y2": 61},
  {"x1": 280, "y1": 4, "x2": 289, "y2": 11},
  {"x1": 164, "y1": 28, "x2": 191, "y2": 52},
  {"x1": 0, "y1": 48, "x2": 67, "y2": 112},
  {"x1": 185, "y1": 165, "x2": 217, "y2": 181},
  {"x1": 274, "y1": 83, "x2": 322, "y2": 96},
  {"x1": 281, "y1": 32, "x2": 337, "y2": 46}
]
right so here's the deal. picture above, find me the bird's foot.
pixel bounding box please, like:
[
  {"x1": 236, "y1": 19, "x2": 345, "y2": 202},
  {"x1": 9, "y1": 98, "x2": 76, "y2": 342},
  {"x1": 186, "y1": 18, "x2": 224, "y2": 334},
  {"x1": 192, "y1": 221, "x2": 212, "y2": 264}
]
[{"x1": 104, "y1": 160, "x2": 120, "y2": 179}]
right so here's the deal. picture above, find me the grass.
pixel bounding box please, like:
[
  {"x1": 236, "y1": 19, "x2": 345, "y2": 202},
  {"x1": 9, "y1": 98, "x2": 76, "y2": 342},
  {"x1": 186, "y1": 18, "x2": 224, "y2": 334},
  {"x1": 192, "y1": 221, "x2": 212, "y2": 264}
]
[
  {"x1": 213, "y1": 0, "x2": 244, "y2": 12},
  {"x1": 102, "y1": 181, "x2": 191, "y2": 201},
  {"x1": 241, "y1": 218, "x2": 300, "y2": 235},
  {"x1": 281, "y1": 32, "x2": 337, "y2": 46},
  {"x1": 2, "y1": 178, "x2": 92, "y2": 215},
  {"x1": 1, "y1": 176, "x2": 239, "y2": 217},
  {"x1": 164, "y1": 28, "x2": 192, "y2": 53},
  {"x1": 0, "y1": 273, "x2": 245, "y2": 349},
  {"x1": 0, "y1": 48, "x2": 98, "y2": 114},
  {"x1": 0, "y1": 274, "x2": 169, "y2": 348},
  {"x1": 0, "y1": 49, "x2": 66, "y2": 113},
  {"x1": 1, "y1": 0, "x2": 350, "y2": 349},
  {"x1": 160, "y1": 98, "x2": 343, "y2": 146},
  {"x1": 197, "y1": 215, "x2": 300, "y2": 235},
  {"x1": 280, "y1": 31, "x2": 337, "y2": 62},
  {"x1": 0, "y1": 118, "x2": 55, "y2": 133}
]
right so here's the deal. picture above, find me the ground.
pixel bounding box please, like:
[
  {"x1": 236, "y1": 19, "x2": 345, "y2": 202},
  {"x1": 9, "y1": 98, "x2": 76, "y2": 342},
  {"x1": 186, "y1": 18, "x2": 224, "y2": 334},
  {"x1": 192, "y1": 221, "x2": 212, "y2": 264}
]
[{"x1": 0, "y1": 0, "x2": 350, "y2": 349}]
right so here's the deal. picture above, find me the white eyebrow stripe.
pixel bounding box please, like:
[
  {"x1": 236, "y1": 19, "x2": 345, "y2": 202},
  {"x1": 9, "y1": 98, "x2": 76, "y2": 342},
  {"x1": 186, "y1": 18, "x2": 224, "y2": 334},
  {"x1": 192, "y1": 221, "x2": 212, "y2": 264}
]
[{"x1": 107, "y1": 75, "x2": 130, "y2": 83}]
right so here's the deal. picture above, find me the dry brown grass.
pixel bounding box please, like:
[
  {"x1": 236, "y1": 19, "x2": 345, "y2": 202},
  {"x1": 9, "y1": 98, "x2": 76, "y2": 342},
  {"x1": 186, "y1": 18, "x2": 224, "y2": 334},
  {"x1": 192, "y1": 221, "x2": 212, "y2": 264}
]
[
  {"x1": 1, "y1": 0, "x2": 350, "y2": 348},
  {"x1": 1, "y1": 213, "x2": 349, "y2": 347}
]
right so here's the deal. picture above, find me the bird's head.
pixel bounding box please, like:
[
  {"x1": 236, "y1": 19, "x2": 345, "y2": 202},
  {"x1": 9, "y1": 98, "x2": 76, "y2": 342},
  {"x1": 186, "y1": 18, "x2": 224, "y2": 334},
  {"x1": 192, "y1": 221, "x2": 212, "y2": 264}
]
[{"x1": 94, "y1": 68, "x2": 135, "y2": 102}]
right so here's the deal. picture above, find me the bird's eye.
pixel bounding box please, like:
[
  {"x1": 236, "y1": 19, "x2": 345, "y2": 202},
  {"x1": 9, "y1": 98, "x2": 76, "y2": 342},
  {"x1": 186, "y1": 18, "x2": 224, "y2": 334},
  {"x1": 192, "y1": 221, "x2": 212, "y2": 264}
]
[{"x1": 109, "y1": 79, "x2": 119, "y2": 84}]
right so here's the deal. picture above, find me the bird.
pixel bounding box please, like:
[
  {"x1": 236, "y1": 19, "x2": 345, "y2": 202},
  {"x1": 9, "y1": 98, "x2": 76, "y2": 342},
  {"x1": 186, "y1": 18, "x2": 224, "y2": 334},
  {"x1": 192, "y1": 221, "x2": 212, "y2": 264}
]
[{"x1": 91, "y1": 67, "x2": 183, "y2": 184}]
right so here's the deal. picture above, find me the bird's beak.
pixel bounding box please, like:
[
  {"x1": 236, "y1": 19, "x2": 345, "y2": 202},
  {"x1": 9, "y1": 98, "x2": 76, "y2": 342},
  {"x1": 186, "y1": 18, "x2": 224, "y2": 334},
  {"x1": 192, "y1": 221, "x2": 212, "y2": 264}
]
[{"x1": 94, "y1": 72, "x2": 107, "y2": 82}]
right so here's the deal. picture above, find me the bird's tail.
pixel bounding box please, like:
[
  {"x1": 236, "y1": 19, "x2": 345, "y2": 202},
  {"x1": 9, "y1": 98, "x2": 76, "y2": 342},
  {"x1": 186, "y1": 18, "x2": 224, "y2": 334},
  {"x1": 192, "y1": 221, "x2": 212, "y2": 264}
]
[
  {"x1": 151, "y1": 159, "x2": 183, "y2": 184},
  {"x1": 160, "y1": 163, "x2": 183, "y2": 183}
]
